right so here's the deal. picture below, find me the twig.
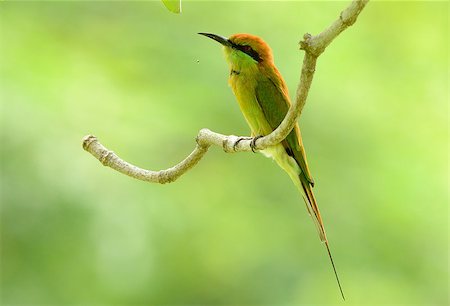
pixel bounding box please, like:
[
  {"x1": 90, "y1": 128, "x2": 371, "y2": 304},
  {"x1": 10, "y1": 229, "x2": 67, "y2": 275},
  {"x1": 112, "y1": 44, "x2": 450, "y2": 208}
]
[{"x1": 82, "y1": 0, "x2": 369, "y2": 183}]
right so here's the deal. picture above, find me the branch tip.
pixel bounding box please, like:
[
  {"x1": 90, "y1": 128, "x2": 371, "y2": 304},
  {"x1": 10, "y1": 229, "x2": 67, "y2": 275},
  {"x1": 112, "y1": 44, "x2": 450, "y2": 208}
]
[{"x1": 82, "y1": 135, "x2": 97, "y2": 151}]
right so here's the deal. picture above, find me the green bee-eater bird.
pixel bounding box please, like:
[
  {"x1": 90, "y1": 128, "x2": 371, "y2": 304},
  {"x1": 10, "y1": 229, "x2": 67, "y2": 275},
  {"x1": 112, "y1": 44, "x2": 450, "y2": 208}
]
[{"x1": 199, "y1": 32, "x2": 344, "y2": 299}]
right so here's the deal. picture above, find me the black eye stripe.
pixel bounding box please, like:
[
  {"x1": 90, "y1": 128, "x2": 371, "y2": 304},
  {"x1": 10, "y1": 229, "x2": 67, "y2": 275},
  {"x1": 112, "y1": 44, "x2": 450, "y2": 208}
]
[{"x1": 233, "y1": 44, "x2": 262, "y2": 62}]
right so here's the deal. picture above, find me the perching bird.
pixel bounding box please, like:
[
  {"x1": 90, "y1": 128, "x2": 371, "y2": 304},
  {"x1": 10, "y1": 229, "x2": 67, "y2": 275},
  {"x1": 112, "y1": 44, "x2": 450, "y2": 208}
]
[{"x1": 199, "y1": 32, "x2": 344, "y2": 300}]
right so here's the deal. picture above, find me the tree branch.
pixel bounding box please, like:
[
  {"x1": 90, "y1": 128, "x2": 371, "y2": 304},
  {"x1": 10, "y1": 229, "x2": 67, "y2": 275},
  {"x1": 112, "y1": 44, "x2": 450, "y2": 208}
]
[{"x1": 82, "y1": 0, "x2": 369, "y2": 183}]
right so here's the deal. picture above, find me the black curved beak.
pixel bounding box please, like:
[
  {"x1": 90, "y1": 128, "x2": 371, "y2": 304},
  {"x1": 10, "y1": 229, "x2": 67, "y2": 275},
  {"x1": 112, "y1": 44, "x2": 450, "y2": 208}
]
[{"x1": 198, "y1": 33, "x2": 232, "y2": 48}]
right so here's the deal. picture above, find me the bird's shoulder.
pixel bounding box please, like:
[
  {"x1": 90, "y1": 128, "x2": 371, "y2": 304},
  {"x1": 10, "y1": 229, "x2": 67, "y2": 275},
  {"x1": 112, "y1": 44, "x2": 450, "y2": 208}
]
[{"x1": 254, "y1": 65, "x2": 291, "y2": 118}]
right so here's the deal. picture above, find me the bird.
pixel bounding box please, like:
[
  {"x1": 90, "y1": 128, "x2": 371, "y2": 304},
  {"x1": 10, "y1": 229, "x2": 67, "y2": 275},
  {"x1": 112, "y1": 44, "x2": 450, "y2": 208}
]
[{"x1": 199, "y1": 32, "x2": 345, "y2": 300}]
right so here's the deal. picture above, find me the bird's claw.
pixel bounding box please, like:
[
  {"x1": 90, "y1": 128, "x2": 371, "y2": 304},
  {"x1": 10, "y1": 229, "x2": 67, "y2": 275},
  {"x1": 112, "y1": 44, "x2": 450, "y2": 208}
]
[
  {"x1": 233, "y1": 137, "x2": 252, "y2": 152},
  {"x1": 250, "y1": 135, "x2": 264, "y2": 153},
  {"x1": 232, "y1": 135, "x2": 264, "y2": 152}
]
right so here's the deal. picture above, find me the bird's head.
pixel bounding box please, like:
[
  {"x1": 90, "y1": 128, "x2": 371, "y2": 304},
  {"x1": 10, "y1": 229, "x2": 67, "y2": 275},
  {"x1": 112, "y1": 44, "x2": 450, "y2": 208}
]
[{"x1": 199, "y1": 33, "x2": 273, "y2": 70}]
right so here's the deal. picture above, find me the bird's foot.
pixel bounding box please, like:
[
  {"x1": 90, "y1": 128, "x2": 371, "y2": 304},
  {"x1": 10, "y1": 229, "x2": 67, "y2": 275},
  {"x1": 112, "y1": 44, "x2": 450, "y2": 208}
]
[
  {"x1": 232, "y1": 135, "x2": 264, "y2": 152},
  {"x1": 250, "y1": 135, "x2": 264, "y2": 153},
  {"x1": 233, "y1": 137, "x2": 253, "y2": 152}
]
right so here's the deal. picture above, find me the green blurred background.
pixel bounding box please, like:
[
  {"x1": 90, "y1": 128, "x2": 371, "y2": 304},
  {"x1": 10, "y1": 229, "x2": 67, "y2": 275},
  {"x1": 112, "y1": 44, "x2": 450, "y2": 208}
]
[{"x1": 1, "y1": 1, "x2": 448, "y2": 305}]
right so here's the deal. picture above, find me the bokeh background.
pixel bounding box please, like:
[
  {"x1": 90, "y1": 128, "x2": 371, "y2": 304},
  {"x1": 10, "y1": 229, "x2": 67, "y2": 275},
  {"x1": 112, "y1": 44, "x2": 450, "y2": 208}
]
[{"x1": 1, "y1": 1, "x2": 448, "y2": 305}]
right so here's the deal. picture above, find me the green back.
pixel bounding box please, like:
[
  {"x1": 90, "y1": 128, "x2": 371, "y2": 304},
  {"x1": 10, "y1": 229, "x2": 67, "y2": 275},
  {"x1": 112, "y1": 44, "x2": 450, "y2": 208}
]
[{"x1": 255, "y1": 67, "x2": 315, "y2": 185}]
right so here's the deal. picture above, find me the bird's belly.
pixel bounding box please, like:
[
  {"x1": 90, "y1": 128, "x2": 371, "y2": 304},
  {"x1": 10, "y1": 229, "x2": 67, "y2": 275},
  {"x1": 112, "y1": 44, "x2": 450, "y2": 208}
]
[
  {"x1": 260, "y1": 144, "x2": 284, "y2": 159},
  {"x1": 230, "y1": 75, "x2": 272, "y2": 136}
]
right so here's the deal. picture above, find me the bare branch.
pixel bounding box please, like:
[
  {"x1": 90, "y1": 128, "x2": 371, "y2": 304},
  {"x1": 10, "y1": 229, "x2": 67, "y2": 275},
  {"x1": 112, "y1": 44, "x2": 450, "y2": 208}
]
[
  {"x1": 302, "y1": 0, "x2": 369, "y2": 56},
  {"x1": 83, "y1": 134, "x2": 207, "y2": 184},
  {"x1": 82, "y1": 0, "x2": 369, "y2": 183},
  {"x1": 82, "y1": 129, "x2": 249, "y2": 183}
]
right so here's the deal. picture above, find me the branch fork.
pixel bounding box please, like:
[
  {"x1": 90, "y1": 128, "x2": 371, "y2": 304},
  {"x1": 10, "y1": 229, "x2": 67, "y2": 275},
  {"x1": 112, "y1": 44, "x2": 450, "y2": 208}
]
[{"x1": 82, "y1": 0, "x2": 368, "y2": 184}]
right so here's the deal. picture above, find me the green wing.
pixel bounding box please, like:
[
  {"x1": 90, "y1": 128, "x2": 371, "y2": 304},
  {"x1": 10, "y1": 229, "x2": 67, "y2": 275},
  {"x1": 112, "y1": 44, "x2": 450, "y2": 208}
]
[{"x1": 255, "y1": 71, "x2": 315, "y2": 185}]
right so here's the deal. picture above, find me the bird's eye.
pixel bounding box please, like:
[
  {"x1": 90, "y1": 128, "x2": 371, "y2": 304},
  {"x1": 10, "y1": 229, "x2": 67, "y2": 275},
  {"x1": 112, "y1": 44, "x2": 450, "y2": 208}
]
[
  {"x1": 236, "y1": 44, "x2": 262, "y2": 62},
  {"x1": 241, "y1": 45, "x2": 252, "y2": 52}
]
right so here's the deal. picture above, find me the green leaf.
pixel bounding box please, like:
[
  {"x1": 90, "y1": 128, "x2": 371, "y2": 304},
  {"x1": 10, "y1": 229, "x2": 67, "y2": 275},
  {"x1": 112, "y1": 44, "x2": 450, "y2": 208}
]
[{"x1": 162, "y1": 0, "x2": 182, "y2": 14}]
